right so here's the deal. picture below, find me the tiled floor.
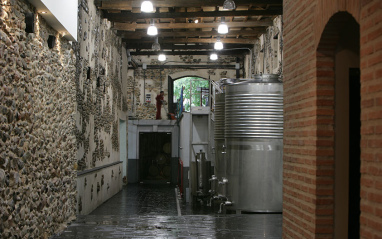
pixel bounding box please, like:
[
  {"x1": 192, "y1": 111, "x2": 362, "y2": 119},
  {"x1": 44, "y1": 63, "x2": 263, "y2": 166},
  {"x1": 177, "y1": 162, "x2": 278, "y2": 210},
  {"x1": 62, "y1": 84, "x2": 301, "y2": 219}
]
[{"x1": 52, "y1": 184, "x2": 282, "y2": 238}]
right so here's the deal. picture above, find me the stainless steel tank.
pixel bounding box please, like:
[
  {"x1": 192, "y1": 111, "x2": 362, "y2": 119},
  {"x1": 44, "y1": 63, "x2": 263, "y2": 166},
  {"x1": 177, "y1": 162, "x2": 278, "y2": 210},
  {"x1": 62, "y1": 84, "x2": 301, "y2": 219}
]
[
  {"x1": 214, "y1": 93, "x2": 226, "y2": 183},
  {"x1": 225, "y1": 74, "x2": 283, "y2": 212}
]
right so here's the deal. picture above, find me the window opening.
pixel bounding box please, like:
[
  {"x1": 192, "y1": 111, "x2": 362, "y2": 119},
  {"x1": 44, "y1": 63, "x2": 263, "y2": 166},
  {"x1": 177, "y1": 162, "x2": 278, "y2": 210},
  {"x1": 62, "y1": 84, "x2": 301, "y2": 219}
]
[{"x1": 173, "y1": 76, "x2": 209, "y2": 112}]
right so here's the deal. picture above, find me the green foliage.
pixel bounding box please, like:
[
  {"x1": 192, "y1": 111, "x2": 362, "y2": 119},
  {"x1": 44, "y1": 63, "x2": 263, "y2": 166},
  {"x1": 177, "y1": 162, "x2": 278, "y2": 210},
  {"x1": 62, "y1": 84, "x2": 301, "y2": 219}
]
[{"x1": 174, "y1": 77, "x2": 209, "y2": 112}]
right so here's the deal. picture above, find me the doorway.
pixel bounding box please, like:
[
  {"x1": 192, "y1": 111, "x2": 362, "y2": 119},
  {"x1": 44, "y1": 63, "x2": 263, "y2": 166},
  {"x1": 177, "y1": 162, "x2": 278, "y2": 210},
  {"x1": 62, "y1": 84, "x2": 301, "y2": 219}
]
[
  {"x1": 119, "y1": 120, "x2": 127, "y2": 183},
  {"x1": 139, "y1": 132, "x2": 172, "y2": 183},
  {"x1": 347, "y1": 68, "x2": 361, "y2": 237},
  {"x1": 317, "y1": 12, "x2": 360, "y2": 238}
]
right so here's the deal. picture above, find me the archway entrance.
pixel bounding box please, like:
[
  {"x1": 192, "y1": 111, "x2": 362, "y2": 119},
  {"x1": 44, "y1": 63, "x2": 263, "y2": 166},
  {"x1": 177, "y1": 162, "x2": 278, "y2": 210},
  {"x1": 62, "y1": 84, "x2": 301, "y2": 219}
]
[
  {"x1": 317, "y1": 12, "x2": 360, "y2": 238},
  {"x1": 172, "y1": 76, "x2": 209, "y2": 112}
]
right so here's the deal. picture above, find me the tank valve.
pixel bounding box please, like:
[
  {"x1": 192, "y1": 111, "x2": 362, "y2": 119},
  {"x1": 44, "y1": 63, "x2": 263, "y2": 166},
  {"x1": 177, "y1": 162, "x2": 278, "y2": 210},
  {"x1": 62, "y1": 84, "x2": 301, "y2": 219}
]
[
  {"x1": 221, "y1": 144, "x2": 226, "y2": 154},
  {"x1": 218, "y1": 200, "x2": 233, "y2": 213},
  {"x1": 207, "y1": 196, "x2": 219, "y2": 207}
]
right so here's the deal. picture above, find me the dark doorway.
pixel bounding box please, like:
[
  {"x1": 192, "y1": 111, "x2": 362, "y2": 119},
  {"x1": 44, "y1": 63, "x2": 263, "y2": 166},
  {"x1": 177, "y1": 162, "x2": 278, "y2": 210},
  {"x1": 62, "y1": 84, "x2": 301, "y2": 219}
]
[
  {"x1": 326, "y1": 12, "x2": 360, "y2": 238},
  {"x1": 348, "y1": 68, "x2": 360, "y2": 237},
  {"x1": 139, "y1": 132, "x2": 172, "y2": 183}
]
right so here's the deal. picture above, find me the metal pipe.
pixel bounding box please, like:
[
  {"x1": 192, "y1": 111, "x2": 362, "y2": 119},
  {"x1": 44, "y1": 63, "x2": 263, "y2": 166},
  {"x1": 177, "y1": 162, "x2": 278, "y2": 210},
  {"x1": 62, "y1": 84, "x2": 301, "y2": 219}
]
[
  {"x1": 133, "y1": 69, "x2": 136, "y2": 113},
  {"x1": 143, "y1": 68, "x2": 146, "y2": 104}
]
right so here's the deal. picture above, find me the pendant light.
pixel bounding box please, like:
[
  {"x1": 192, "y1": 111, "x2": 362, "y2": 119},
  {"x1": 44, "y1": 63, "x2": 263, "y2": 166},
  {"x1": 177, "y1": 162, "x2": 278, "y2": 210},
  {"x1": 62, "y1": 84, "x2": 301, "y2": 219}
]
[
  {"x1": 214, "y1": 37, "x2": 223, "y2": 50},
  {"x1": 223, "y1": 0, "x2": 236, "y2": 10},
  {"x1": 210, "y1": 53, "x2": 218, "y2": 60},
  {"x1": 218, "y1": 17, "x2": 228, "y2": 34},
  {"x1": 152, "y1": 37, "x2": 160, "y2": 51},
  {"x1": 141, "y1": 1, "x2": 153, "y2": 12},
  {"x1": 147, "y1": 19, "x2": 158, "y2": 36},
  {"x1": 158, "y1": 54, "x2": 166, "y2": 61}
]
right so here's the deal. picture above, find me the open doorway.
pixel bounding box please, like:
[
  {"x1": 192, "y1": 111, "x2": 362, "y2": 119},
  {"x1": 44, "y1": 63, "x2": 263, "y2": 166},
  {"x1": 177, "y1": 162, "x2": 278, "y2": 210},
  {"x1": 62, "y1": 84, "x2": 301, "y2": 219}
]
[
  {"x1": 173, "y1": 76, "x2": 209, "y2": 112},
  {"x1": 333, "y1": 15, "x2": 360, "y2": 239},
  {"x1": 139, "y1": 132, "x2": 172, "y2": 183},
  {"x1": 317, "y1": 12, "x2": 360, "y2": 238}
]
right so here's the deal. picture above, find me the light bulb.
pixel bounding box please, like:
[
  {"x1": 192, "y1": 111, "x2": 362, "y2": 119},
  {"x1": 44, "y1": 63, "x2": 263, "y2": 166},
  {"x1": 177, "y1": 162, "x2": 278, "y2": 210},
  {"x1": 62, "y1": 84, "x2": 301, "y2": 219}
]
[
  {"x1": 147, "y1": 25, "x2": 158, "y2": 36},
  {"x1": 158, "y1": 54, "x2": 166, "y2": 61},
  {"x1": 214, "y1": 39, "x2": 223, "y2": 50},
  {"x1": 218, "y1": 23, "x2": 228, "y2": 34},
  {"x1": 141, "y1": 1, "x2": 153, "y2": 12},
  {"x1": 210, "y1": 53, "x2": 218, "y2": 60}
]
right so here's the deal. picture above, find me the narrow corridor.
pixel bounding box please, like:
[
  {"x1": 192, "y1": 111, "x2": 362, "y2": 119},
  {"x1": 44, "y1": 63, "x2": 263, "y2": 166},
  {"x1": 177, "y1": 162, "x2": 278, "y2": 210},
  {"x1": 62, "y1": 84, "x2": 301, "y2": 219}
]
[{"x1": 52, "y1": 184, "x2": 282, "y2": 238}]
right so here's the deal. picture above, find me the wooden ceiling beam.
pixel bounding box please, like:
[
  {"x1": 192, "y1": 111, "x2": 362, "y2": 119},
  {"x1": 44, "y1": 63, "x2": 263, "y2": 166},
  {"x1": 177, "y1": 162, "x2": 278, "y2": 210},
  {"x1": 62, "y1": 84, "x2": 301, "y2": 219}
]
[
  {"x1": 124, "y1": 43, "x2": 254, "y2": 50},
  {"x1": 128, "y1": 64, "x2": 237, "y2": 70},
  {"x1": 118, "y1": 29, "x2": 265, "y2": 39},
  {"x1": 129, "y1": 49, "x2": 250, "y2": 56},
  {"x1": 124, "y1": 38, "x2": 256, "y2": 44},
  {"x1": 97, "y1": 0, "x2": 282, "y2": 9},
  {"x1": 113, "y1": 21, "x2": 273, "y2": 31},
  {"x1": 103, "y1": 9, "x2": 282, "y2": 22}
]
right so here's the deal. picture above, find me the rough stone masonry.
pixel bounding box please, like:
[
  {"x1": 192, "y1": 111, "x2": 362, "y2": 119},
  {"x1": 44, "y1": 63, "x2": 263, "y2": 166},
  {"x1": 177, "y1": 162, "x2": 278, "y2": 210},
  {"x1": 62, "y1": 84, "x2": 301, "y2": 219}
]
[{"x1": 0, "y1": 0, "x2": 77, "y2": 238}]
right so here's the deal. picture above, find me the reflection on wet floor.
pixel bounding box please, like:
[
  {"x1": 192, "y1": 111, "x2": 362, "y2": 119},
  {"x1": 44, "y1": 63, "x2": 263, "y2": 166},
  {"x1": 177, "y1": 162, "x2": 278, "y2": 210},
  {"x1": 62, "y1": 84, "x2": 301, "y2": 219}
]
[{"x1": 52, "y1": 183, "x2": 282, "y2": 238}]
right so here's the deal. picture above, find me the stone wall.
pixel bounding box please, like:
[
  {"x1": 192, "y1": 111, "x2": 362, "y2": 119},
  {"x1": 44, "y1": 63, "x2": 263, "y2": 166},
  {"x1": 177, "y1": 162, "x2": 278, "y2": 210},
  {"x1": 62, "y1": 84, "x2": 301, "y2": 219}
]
[
  {"x1": 250, "y1": 15, "x2": 283, "y2": 77},
  {"x1": 0, "y1": 0, "x2": 77, "y2": 237},
  {"x1": 127, "y1": 55, "x2": 237, "y2": 119},
  {"x1": 75, "y1": 0, "x2": 126, "y2": 215}
]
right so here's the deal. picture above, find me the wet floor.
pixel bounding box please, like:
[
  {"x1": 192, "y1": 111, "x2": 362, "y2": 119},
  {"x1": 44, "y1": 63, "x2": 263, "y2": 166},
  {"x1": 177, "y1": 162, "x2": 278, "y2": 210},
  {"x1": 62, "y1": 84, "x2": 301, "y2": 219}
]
[{"x1": 52, "y1": 183, "x2": 282, "y2": 238}]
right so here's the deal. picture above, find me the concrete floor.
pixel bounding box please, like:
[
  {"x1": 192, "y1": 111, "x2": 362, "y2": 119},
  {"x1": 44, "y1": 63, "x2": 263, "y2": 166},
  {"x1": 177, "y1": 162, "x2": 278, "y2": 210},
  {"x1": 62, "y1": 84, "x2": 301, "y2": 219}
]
[{"x1": 52, "y1": 184, "x2": 282, "y2": 238}]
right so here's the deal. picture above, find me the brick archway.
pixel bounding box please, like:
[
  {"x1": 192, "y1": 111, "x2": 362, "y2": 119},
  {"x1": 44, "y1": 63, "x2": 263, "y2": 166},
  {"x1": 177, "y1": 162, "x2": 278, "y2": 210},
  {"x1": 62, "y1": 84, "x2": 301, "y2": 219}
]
[
  {"x1": 283, "y1": 1, "x2": 382, "y2": 238},
  {"x1": 316, "y1": 12, "x2": 360, "y2": 238}
]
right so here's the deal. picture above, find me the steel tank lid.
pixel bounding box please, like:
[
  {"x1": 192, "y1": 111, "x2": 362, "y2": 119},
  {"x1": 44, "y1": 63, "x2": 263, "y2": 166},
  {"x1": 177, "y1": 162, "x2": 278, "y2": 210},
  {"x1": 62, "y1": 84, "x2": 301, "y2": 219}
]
[
  {"x1": 220, "y1": 78, "x2": 237, "y2": 85},
  {"x1": 227, "y1": 74, "x2": 281, "y2": 85}
]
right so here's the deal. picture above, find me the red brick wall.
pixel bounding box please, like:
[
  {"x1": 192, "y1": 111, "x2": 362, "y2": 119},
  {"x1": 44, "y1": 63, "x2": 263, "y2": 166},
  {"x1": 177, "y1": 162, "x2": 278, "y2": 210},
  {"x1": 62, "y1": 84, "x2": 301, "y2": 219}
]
[
  {"x1": 359, "y1": 1, "x2": 382, "y2": 238},
  {"x1": 283, "y1": 0, "x2": 382, "y2": 238}
]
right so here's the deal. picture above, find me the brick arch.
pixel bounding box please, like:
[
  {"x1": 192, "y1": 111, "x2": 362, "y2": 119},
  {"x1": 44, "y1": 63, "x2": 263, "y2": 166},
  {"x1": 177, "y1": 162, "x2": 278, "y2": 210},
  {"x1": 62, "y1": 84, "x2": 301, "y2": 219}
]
[
  {"x1": 315, "y1": 11, "x2": 360, "y2": 237},
  {"x1": 314, "y1": 1, "x2": 361, "y2": 49}
]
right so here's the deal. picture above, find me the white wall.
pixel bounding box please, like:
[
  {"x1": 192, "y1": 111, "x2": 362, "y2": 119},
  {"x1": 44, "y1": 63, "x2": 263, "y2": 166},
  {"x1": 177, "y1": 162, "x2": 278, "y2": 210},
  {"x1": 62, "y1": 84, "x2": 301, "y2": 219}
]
[
  {"x1": 42, "y1": 0, "x2": 77, "y2": 40},
  {"x1": 120, "y1": 120, "x2": 127, "y2": 181}
]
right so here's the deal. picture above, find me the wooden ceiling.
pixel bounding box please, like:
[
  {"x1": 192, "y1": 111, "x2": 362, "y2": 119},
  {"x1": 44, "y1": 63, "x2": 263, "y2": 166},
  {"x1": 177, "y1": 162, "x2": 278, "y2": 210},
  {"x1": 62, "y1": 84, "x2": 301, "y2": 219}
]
[{"x1": 95, "y1": 0, "x2": 282, "y2": 57}]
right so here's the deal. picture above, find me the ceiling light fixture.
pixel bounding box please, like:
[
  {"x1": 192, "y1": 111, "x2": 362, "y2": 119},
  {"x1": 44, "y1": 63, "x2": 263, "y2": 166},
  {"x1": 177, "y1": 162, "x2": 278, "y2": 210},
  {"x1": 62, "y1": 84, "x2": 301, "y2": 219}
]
[
  {"x1": 223, "y1": 0, "x2": 236, "y2": 10},
  {"x1": 147, "y1": 19, "x2": 158, "y2": 36},
  {"x1": 210, "y1": 53, "x2": 218, "y2": 60},
  {"x1": 141, "y1": 1, "x2": 154, "y2": 12},
  {"x1": 218, "y1": 17, "x2": 228, "y2": 34},
  {"x1": 158, "y1": 54, "x2": 166, "y2": 61},
  {"x1": 194, "y1": 19, "x2": 199, "y2": 24},
  {"x1": 214, "y1": 37, "x2": 223, "y2": 50},
  {"x1": 152, "y1": 37, "x2": 160, "y2": 51}
]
